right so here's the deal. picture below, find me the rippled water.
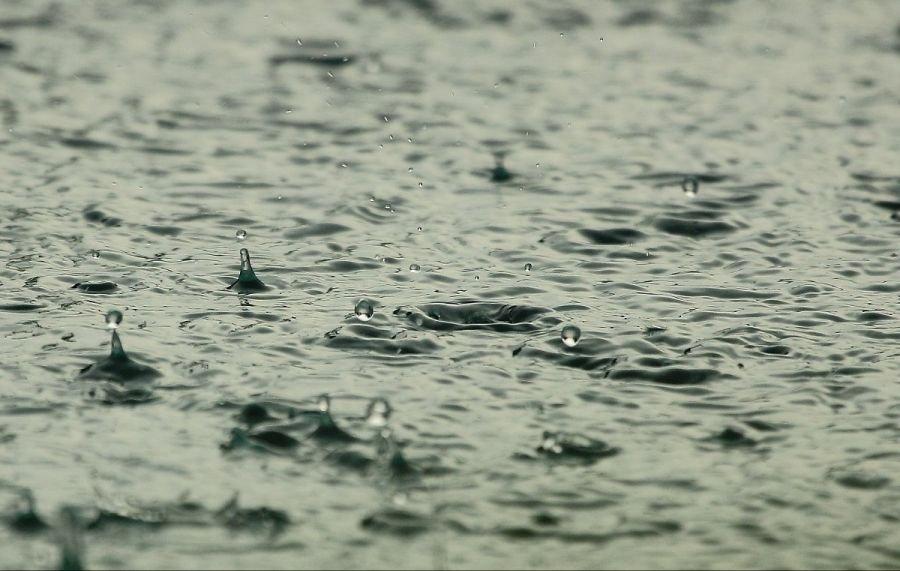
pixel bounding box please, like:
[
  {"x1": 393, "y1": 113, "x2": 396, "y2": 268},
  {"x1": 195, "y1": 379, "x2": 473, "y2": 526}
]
[{"x1": 2, "y1": 0, "x2": 900, "y2": 568}]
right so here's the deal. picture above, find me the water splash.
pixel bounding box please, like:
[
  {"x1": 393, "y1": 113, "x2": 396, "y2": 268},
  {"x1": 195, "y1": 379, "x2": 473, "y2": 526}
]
[
  {"x1": 308, "y1": 394, "x2": 357, "y2": 442},
  {"x1": 78, "y1": 310, "x2": 161, "y2": 384},
  {"x1": 227, "y1": 248, "x2": 268, "y2": 293}
]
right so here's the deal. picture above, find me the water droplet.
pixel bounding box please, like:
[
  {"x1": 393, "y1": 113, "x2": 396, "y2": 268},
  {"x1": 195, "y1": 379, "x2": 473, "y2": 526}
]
[
  {"x1": 354, "y1": 299, "x2": 375, "y2": 321},
  {"x1": 416, "y1": 226, "x2": 423, "y2": 232},
  {"x1": 561, "y1": 325, "x2": 581, "y2": 347},
  {"x1": 296, "y1": 38, "x2": 303, "y2": 46},
  {"x1": 366, "y1": 398, "x2": 392, "y2": 428},
  {"x1": 682, "y1": 176, "x2": 699, "y2": 197},
  {"x1": 524, "y1": 263, "x2": 533, "y2": 273},
  {"x1": 408, "y1": 167, "x2": 414, "y2": 173},
  {"x1": 235, "y1": 229, "x2": 247, "y2": 241},
  {"x1": 409, "y1": 264, "x2": 421, "y2": 273},
  {"x1": 105, "y1": 310, "x2": 123, "y2": 330},
  {"x1": 317, "y1": 394, "x2": 331, "y2": 413},
  {"x1": 240, "y1": 248, "x2": 252, "y2": 272},
  {"x1": 90, "y1": 250, "x2": 100, "y2": 259},
  {"x1": 417, "y1": 181, "x2": 423, "y2": 189}
]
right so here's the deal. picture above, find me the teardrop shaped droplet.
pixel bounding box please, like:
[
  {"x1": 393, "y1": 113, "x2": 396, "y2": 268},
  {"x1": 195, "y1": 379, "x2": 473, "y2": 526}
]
[
  {"x1": 682, "y1": 176, "x2": 699, "y2": 197},
  {"x1": 366, "y1": 398, "x2": 392, "y2": 428},
  {"x1": 354, "y1": 299, "x2": 375, "y2": 322},
  {"x1": 235, "y1": 229, "x2": 247, "y2": 241},
  {"x1": 105, "y1": 309, "x2": 123, "y2": 330},
  {"x1": 561, "y1": 325, "x2": 581, "y2": 348}
]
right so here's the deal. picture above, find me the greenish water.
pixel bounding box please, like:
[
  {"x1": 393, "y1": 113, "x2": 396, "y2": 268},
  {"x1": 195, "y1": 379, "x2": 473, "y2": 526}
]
[{"x1": 1, "y1": 0, "x2": 900, "y2": 569}]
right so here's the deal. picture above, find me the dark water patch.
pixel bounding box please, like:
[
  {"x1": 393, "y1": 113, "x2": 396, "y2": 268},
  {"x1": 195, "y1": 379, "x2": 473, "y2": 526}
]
[
  {"x1": 361, "y1": 508, "x2": 432, "y2": 537},
  {"x1": 521, "y1": 431, "x2": 620, "y2": 465},
  {"x1": 284, "y1": 223, "x2": 350, "y2": 239},
  {"x1": 145, "y1": 225, "x2": 182, "y2": 236},
  {"x1": 0, "y1": 303, "x2": 44, "y2": 312},
  {"x1": 82, "y1": 206, "x2": 121, "y2": 227},
  {"x1": 269, "y1": 53, "x2": 355, "y2": 67},
  {"x1": 216, "y1": 496, "x2": 290, "y2": 537},
  {"x1": 760, "y1": 344, "x2": 790, "y2": 356},
  {"x1": 579, "y1": 228, "x2": 645, "y2": 245},
  {"x1": 670, "y1": 287, "x2": 777, "y2": 300},
  {"x1": 60, "y1": 137, "x2": 117, "y2": 150},
  {"x1": 71, "y1": 282, "x2": 118, "y2": 294},
  {"x1": 513, "y1": 345, "x2": 618, "y2": 374},
  {"x1": 705, "y1": 427, "x2": 757, "y2": 448},
  {"x1": 609, "y1": 368, "x2": 727, "y2": 385},
  {"x1": 0, "y1": 39, "x2": 14, "y2": 52},
  {"x1": 4, "y1": 493, "x2": 48, "y2": 534},
  {"x1": 654, "y1": 215, "x2": 736, "y2": 238}
]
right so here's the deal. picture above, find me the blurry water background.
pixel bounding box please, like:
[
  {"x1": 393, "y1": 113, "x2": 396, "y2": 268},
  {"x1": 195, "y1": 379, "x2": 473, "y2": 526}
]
[{"x1": 1, "y1": 0, "x2": 900, "y2": 568}]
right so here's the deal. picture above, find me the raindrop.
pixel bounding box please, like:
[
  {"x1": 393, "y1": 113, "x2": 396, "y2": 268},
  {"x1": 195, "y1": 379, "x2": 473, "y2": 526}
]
[
  {"x1": 416, "y1": 226, "x2": 423, "y2": 232},
  {"x1": 408, "y1": 167, "x2": 414, "y2": 173},
  {"x1": 317, "y1": 394, "x2": 331, "y2": 413},
  {"x1": 417, "y1": 181, "x2": 423, "y2": 189},
  {"x1": 682, "y1": 176, "x2": 699, "y2": 197},
  {"x1": 524, "y1": 263, "x2": 533, "y2": 273},
  {"x1": 366, "y1": 398, "x2": 392, "y2": 428},
  {"x1": 354, "y1": 299, "x2": 375, "y2": 322},
  {"x1": 90, "y1": 250, "x2": 100, "y2": 259},
  {"x1": 235, "y1": 229, "x2": 247, "y2": 241},
  {"x1": 409, "y1": 264, "x2": 421, "y2": 273},
  {"x1": 105, "y1": 310, "x2": 123, "y2": 330},
  {"x1": 561, "y1": 325, "x2": 581, "y2": 347}
]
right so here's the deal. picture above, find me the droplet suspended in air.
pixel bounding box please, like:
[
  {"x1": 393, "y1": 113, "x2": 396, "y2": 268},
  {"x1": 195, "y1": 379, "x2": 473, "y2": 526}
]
[
  {"x1": 235, "y1": 229, "x2": 247, "y2": 241},
  {"x1": 682, "y1": 176, "x2": 699, "y2": 197},
  {"x1": 90, "y1": 250, "x2": 100, "y2": 259},
  {"x1": 317, "y1": 394, "x2": 331, "y2": 413},
  {"x1": 354, "y1": 299, "x2": 375, "y2": 322},
  {"x1": 561, "y1": 325, "x2": 581, "y2": 347},
  {"x1": 524, "y1": 263, "x2": 533, "y2": 273},
  {"x1": 366, "y1": 398, "x2": 392, "y2": 428},
  {"x1": 105, "y1": 309, "x2": 123, "y2": 330},
  {"x1": 409, "y1": 264, "x2": 421, "y2": 273}
]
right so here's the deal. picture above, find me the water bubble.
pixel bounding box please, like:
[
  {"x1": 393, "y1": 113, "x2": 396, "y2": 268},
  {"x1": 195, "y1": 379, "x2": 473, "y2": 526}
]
[
  {"x1": 524, "y1": 263, "x2": 533, "y2": 273},
  {"x1": 682, "y1": 176, "x2": 699, "y2": 197},
  {"x1": 235, "y1": 229, "x2": 247, "y2": 241},
  {"x1": 561, "y1": 325, "x2": 581, "y2": 347},
  {"x1": 317, "y1": 394, "x2": 331, "y2": 413},
  {"x1": 90, "y1": 250, "x2": 100, "y2": 259},
  {"x1": 105, "y1": 310, "x2": 123, "y2": 330},
  {"x1": 354, "y1": 299, "x2": 375, "y2": 321},
  {"x1": 366, "y1": 398, "x2": 392, "y2": 428},
  {"x1": 409, "y1": 264, "x2": 421, "y2": 273}
]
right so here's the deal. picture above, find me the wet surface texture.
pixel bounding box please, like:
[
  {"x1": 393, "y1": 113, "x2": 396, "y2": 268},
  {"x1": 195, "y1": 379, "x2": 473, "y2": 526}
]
[{"x1": 2, "y1": 0, "x2": 900, "y2": 568}]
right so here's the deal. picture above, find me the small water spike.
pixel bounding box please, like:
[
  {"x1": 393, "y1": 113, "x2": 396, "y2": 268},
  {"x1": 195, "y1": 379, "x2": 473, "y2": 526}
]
[
  {"x1": 79, "y1": 310, "x2": 160, "y2": 384},
  {"x1": 57, "y1": 506, "x2": 85, "y2": 571},
  {"x1": 490, "y1": 153, "x2": 513, "y2": 183},
  {"x1": 228, "y1": 248, "x2": 268, "y2": 293},
  {"x1": 366, "y1": 398, "x2": 418, "y2": 480},
  {"x1": 308, "y1": 394, "x2": 357, "y2": 443}
]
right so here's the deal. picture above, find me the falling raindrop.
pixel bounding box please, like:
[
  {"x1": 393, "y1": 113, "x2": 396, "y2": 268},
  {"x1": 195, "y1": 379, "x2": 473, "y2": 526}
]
[
  {"x1": 561, "y1": 325, "x2": 581, "y2": 347},
  {"x1": 235, "y1": 229, "x2": 247, "y2": 241},
  {"x1": 409, "y1": 264, "x2": 421, "y2": 273},
  {"x1": 317, "y1": 394, "x2": 331, "y2": 413},
  {"x1": 105, "y1": 310, "x2": 123, "y2": 330},
  {"x1": 524, "y1": 263, "x2": 533, "y2": 273},
  {"x1": 366, "y1": 398, "x2": 392, "y2": 428},
  {"x1": 354, "y1": 299, "x2": 375, "y2": 322},
  {"x1": 682, "y1": 176, "x2": 699, "y2": 197}
]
